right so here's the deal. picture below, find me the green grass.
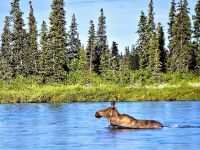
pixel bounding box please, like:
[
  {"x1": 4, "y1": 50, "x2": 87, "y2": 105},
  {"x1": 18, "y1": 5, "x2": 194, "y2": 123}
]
[
  {"x1": 0, "y1": 83, "x2": 200, "y2": 103},
  {"x1": 0, "y1": 73, "x2": 200, "y2": 103}
]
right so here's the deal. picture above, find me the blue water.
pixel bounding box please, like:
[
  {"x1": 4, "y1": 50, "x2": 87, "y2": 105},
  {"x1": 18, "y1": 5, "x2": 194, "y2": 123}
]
[{"x1": 0, "y1": 101, "x2": 200, "y2": 150}]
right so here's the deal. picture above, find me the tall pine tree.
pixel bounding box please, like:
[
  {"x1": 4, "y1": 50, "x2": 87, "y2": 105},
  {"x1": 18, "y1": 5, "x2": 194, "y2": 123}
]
[
  {"x1": 49, "y1": 0, "x2": 67, "y2": 81},
  {"x1": 171, "y1": 0, "x2": 192, "y2": 72},
  {"x1": 123, "y1": 46, "x2": 132, "y2": 70},
  {"x1": 147, "y1": 0, "x2": 155, "y2": 34},
  {"x1": 38, "y1": 21, "x2": 52, "y2": 83},
  {"x1": 110, "y1": 41, "x2": 120, "y2": 72},
  {"x1": 131, "y1": 45, "x2": 140, "y2": 70},
  {"x1": 168, "y1": 0, "x2": 176, "y2": 72},
  {"x1": 94, "y1": 8, "x2": 109, "y2": 74},
  {"x1": 0, "y1": 16, "x2": 13, "y2": 80},
  {"x1": 86, "y1": 20, "x2": 96, "y2": 72},
  {"x1": 168, "y1": 0, "x2": 176, "y2": 55},
  {"x1": 68, "y1": 14, "x2": 81, "y2": 62},
  {"x1": 151, "y1": 32, "x2": 162, "y2": 74},
  {"x1": 147, "y1": 0, "x2": 156, "y2": 70},
  {"x1": 136, "y1": 11, "x2": 148, "y2": 69},
  {"x1": 25, "y1": 1, "x2": 38, "y2": 76},
  {"x1": 10, "y1": 0, "x2": 27, "y2": 77},
  {"x1": 157, "y1": 23, "x2": 167, "y2": 72},
  {"x1": 193, "y1": 0, "x2": 200, "y2": 73}
]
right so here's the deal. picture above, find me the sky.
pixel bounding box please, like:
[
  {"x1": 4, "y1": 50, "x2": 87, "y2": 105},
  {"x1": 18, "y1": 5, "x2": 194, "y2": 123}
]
[{"x1": 0, "y1": 0, "x2": 198, "y2": 51}]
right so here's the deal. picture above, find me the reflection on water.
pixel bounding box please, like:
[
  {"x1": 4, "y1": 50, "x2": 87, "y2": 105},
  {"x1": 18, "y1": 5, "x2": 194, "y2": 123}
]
[
  {"x1": 0, "y1": 101, "x2": 200, "y2": 150},
  {"x1": 107, "y1": 126, "x2": 150, "y2": 133}
]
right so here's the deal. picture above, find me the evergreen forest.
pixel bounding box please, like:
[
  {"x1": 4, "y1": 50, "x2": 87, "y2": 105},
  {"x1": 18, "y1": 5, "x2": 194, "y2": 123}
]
[{"x1": 0, "y1": 0, "x2": 200, "y2": 103}]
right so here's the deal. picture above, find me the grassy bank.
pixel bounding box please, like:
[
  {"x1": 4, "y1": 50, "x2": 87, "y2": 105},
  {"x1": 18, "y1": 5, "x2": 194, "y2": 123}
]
[
  {"x1": 0, "y1": 73, "x2": 200, "y2": 103},
  {"x1": 0, "y1": 83, "x2": 200, "y2": 103}
]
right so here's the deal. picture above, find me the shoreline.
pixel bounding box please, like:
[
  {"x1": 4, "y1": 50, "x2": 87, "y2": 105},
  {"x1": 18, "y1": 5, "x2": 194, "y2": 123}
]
[{"x1": 0, "y1": 84, "x2": 200, "y2": 103}]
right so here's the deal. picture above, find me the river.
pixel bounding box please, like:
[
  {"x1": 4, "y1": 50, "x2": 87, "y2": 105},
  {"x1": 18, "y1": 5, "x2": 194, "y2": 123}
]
[{"x1": 0, "y1": 101, "x2": 200, "y2": 150}]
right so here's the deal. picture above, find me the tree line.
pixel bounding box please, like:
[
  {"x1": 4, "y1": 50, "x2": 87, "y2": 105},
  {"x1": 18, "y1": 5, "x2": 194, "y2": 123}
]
[{"x1": 0, "y1": 0, "x2": 200, "y2": 83}]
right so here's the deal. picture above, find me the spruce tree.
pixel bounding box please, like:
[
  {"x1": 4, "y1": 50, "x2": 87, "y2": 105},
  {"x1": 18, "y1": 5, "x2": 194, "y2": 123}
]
[
  {"x1": 86, "y1": 20, "x2": 96, "y2": 72},
  {"x1": 0, "y1": 16, "x2": 13, "y2": 80},
  {"x1": 147, "y1": 0, "x2": 155, "y2": 33},
  {"x1": 38, "y1": 21, "x2": 51, "y2": 83},
  {"x1": 171, "y1": 0, "x2": 192, "y2": 72},
  {"x1": 49, "y1": 0, "x2": 67, "y2": 81},
  {"x1": 94, "y1": 8, "x2": 109, "y2": 74},
  {"x1": 100, "y1": 48, "x2": 111, "y2": 75},
  {"x1": 142, "y1": 0, "x2": 156, "y2": 70},
  {"x1": 68, "y1": 14, "x2": 81, "y2": 62},
  {"x1": 168, "y1": 0, "x2": 176, "y2": 55},
  {"x1": 151, "y1": 32, "x2": 162, "y2": 73},
  {"x1": 25, "y1": 1, "x2": 38, "y2": 76},
  {"x1": 78, "y1": 47, "x2": 87, "y2": 71},
  {"x1": 123, "y1": 46, "x2": 132, "y2": 70},
  {"x1": 10, "y1": 0, "x2": 27, "y2": 76},
  {"x1": 157, "y1": 23, "x2": 167, "y2": 72},
  {"x1": 131, "y1": 45, "x2": 140, "y2": 70},
  {"x1": 120, "y1": 47, "x2": 131, "y2": 85},
  {"x1": 136, "y1": 11, "x2": 148, "y2": 69},
  {"x1": 0, "y1": 58, "x2": 13, "y2": 81},
  {"x1": 168, "y1": 0, "x2": 176, "y2": 72},
  {"x1": 110, "y1": 41, "x2": 119, "y2": 72},
  {"x1": 193, "y1": 0, "x2": 200, "y2": 72}
]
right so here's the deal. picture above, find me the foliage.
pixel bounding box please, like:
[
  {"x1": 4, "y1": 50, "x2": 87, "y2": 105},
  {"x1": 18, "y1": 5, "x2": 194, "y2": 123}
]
[
  {"x1": 25, "y1": 1, "x2": 38, "y2": 76},
  {"x1": 170, "y1": 0, "x2": 192, "y2": 72},
  {"x1": 48, "y1": 0, "x2": 67, "y2": 81},
  {"x1": 193, "y1": 0, "x2": 200, "y2": 73},
  {"x1": 86, "y1": 20, "x2": 96, "y2": 72},
  {"x1": 0, "y1": 0, "x2": 200, "y2": 103}
]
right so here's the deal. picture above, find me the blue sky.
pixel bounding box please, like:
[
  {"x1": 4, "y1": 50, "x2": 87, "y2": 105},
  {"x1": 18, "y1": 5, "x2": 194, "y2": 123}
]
[{"x1": 0, "y1": 0, "x2": 197, "y2": 51}]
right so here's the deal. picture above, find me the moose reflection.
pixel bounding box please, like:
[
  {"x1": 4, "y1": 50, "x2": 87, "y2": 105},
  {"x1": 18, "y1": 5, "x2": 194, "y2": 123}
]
[{"x1": 95, "y1": 102, "x2": 163, "y2": 129}]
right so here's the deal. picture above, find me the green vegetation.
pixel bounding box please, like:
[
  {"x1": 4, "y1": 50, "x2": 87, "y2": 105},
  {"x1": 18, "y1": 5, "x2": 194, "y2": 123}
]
[
  {"x1": 0, "y1": 0, "x2": 200, "y2": 103},
  {"x1": 0, "y1": 73, "x2": 199, "y2": 103}
]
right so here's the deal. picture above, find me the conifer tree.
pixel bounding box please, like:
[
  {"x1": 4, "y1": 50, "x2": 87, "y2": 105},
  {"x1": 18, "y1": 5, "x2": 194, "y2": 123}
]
[
  {"x1": 168, "y1": 0, "x2": 176, "y2": 55},
  {"x1": 136, "y1": 11, "x2": 148, "y2": 69},
  {"x1": 147, "y1": 0, "x2": 155, "y2": 34},
  {"x1": 100, "y1": 48, "x2": 111, "y2": 75},
  {"x1": 78, "y1": 47, "x2": 87, "y2": 71},
  {"x1": 38, "y1": 21, "x2": 51, "y2": 83},
  {"x1": 157, "y1": 23, "x2": 167, "y2": 72},
  {"x1": 171, "y1": 0, "x2": 192, "y2": 72},
  {"x1": 68, "y1": 14, "x2": 81, "y2": 62},
  {"x1": 193, "y1": 0, "x2": 200, "y2": 72},
  {"x1": 131, "y1": 45, "x2": 140, "y2": 70},
  {"x1": 143, "y1": 0, "x2": 156, "y2": 69},
  {"x1": 110, "y1": 41, "x2": 119, "y2": 72},
  {"x1": 168, "y1": 0, "x2": 176, "y2": 72},
  {"x1": 25, "y1": 1, "x2": 38, "y2": 76},
  {"x1": 123, "y1": 46, "x2": 132, "y2": 70},
  {"x1": 94, "y1": 8, "x2": 109, "y2": 74},
  {"x1": 0, "y1": 58, "x2": 13, "y2": 80},
  {"x1": 151, "y1": 32, "x2": 162, "y2": 73},
  {"x1": 86, "y1": 20, "x2": 96, "y2": 72},
  {"x1": 49, "y1": 0, "x2": 67, "y2": 81},
  {"x1": 10, "y1": 0, "x2": 27, "y2": 76},
  {"x1": 119, "y1": 47, "x2": 131, "y2": 85},
  {"x1": 0, "y1": 16, "x2": 13, "y2": 80},
  {"x1": 1, "y1": 16, "x2": 12, "y2": 64}
]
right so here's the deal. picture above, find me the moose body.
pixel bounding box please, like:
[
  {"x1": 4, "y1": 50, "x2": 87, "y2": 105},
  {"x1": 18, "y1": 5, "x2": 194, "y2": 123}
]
[{"x1": 95, "y1": 102, "x2": 163, "y2": 129}]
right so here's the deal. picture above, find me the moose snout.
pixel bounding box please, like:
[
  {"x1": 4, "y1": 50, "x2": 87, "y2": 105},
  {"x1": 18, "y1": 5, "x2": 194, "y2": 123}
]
[{"x1": 95, "y1": 112, "x2": 101, "y2": 118}]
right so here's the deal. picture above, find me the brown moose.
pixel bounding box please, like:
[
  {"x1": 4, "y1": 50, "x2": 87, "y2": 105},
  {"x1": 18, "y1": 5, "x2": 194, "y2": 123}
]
[{"x1": 95, "y1": 102, "x2": 163, "y2": 129}]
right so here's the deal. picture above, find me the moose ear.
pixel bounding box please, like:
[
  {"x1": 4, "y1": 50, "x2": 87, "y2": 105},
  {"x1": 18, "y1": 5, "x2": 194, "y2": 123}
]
[{"x1": 111, "y1": 101, "x2": 115, "y2": 108}]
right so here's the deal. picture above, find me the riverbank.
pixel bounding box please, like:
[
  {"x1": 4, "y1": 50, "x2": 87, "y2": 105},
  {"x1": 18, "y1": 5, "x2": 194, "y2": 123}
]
[{"x1": 0, "y1": 83, "x2": 200, "y2": 103}]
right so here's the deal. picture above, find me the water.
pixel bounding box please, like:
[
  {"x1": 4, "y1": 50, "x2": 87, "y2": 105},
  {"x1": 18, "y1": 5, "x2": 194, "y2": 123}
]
[{"x1": 0, "y1": 101, "x2": 200, "y2": 150}]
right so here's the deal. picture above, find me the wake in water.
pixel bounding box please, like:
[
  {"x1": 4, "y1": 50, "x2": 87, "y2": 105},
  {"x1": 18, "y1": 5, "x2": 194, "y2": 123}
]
[
  {"x1": 107, "y1": 124, "x2": 200, "y2": 130},
  {"x1": 164, "y1": 125, "x2": 200, "y2": 128}
]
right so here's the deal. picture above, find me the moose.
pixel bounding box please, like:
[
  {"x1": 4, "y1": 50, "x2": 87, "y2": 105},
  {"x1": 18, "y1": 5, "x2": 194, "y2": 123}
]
[{"x1": 95, "y1": 102, "x2": 163, "y2": 129}]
